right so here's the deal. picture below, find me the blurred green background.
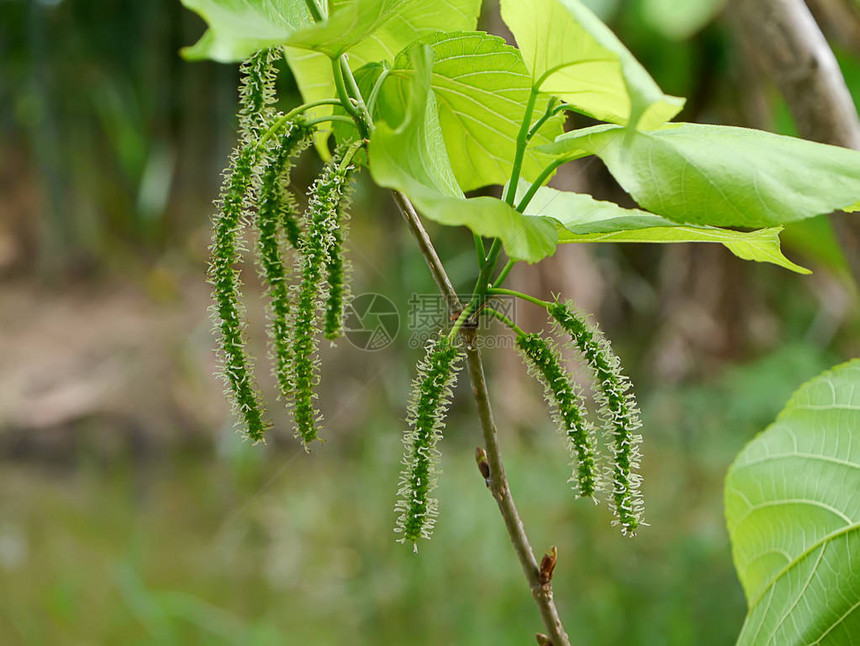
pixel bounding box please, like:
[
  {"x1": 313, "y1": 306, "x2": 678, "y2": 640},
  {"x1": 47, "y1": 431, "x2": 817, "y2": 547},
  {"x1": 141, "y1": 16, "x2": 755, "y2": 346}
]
[{"x1": 1, "y1": 0, "x2": 859, "y2": 643}]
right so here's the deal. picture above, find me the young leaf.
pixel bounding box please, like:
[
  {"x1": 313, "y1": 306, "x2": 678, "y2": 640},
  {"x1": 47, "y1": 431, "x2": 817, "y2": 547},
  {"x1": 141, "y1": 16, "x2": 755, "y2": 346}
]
[
  {"x1": 181, "y1": 0, "x2": 313, "y2": 62},
  {"x1": 520, "y1": 183, "x2": 810, "y2": 273},
  {"x1": 725, "y1": 360, "x2": 860, "y2": 644},
  {"x1": 499, "y1": 0, "x2": 684, "y2": 129},
  {"x1": 367, "y1": 46, "x2": 559, "y2": 263},
  {"x1": 284, "y1": 0, "x2": 482, "y2": 155},
  {"x1": 380, "y1": 31, "x2": 563, "y2": 191},
  {"x1": 541, "y1": 123, "x2": 860, "y2": 229}
]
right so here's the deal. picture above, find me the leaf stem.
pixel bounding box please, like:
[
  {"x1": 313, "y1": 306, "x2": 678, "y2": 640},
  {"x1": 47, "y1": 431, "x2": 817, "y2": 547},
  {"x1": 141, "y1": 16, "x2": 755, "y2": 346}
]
[
  {"x1": 303, "y1": 114, "x2": 359, "y2": 128},
  {"x1": 516, "y1": 159, "x2": 566, "y2": 213},
  {"x1": 366, "y1": 65, "x2": 391, "y2": 117},
  {"x1": 332, "y1": 57, "x2": 369, "y2": 138},
  {"x1": 503, "y1": 88, "x2": 539, "y2": 206},
  {"x1": 527, "y1": 97, "x2": 559, "y2": 142},
  {"x1": 473, "y1": 233, "x2": 486, "y2": 262},
  {"x1": 303, "y1": 0, "x2": 323, "y2": 22},
  {"x1": 492, "y1": 260, "x2": 516, "y2": 288},
  {"x1": 488, "y1": 287, "x2": 551, "y2": 309},
  {"x1": 482, "y1": 306, "x2": 526, "y2": 336}
]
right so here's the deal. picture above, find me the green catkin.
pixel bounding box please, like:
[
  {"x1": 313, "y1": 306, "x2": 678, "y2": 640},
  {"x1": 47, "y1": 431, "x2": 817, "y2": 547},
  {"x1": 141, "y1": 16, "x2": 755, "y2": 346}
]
[
  {"x1": 290, "y1": 147, "x2": 357, "y2": 445},
  {"x1": 515, "y1": 333, "x2": 598, "y2": 498},
  {"x1": 256, "y1": 122, "x2": 312, "y2": 402},
  {"x1": 238, "y1": 49, "x2": 278, "y2": 144},
  {"x1": 549, "y1": 301, "x2": 644, "y2": 536},
  {"x1": 322, "y1": 199, "x2": 351, "y2": 340},
  {"x1": 206, "y1": 49, "x2": 283, "y2": 442},
  {"x1": 395, "y1": 335, "x2": 464, "y2": 547},
  {"x1": 209, "y1": 144, "x2": 268, "y2": 442}
]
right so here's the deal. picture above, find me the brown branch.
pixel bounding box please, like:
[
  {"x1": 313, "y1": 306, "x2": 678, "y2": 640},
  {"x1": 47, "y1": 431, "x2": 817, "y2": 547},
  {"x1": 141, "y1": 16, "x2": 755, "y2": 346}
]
[
  {"x1": 464, "y1": 338, "x2": 571, "y2": 646},
  {"x1": 392, "y1": 191, "x2": 461, "y2": 309},
  {"x1": 393, "y1": 190, "x2": 571, "y2": 644},
  {"x1": 727, "y1": 0, "x2": 860, "y2": 282}
]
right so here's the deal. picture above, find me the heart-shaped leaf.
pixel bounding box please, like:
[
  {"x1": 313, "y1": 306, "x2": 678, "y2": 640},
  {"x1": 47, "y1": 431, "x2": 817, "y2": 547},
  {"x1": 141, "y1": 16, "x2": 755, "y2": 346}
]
[
  {"x1": 367, "y1": 46, "x2": 558, "y2": 262},
  {"x1": 500, "y1": 0, "x2": 684, "y2": 129},
  {"x1": 725, "y1": 359, "x2": 860, "y2": 644},
  {"x1": 381, "y1": 31, "x2": 563, "y2": 191}
]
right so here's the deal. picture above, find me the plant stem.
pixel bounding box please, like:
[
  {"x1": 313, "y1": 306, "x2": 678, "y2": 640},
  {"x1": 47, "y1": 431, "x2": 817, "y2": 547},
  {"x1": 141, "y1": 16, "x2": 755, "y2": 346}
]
[
  {"x1": 331, "y1": 57, "x2": 369, "y2": 138},
  {"x1": 483, "y1": 306, "x2": 526, "y2": 336},
  {"x1": 493, "y1": 260, "x2": 516, "y2": 288},
  {"x1": 393, "y1": 191, "x2": 571, "y2": 644},
  {"x1": 489, "y1": 287, "x2": 552, "y2": 309},
  {"x1": 473, "y1": 233, "x2": 486, "y2": 262},
  {"x1": 517, "y1": 159, "x2": 566, "y2": 213},
  {"x1": 391, "y1": 191, "x2": 461, "y2": 309},
  {"x1": 527, "y1": 97, "x2": 558, "y2": 142},
  {"x1": 464, "y1": 340, "x2": 571, "y2": 646},
  {"x1": 303, "y1": 0, "x2": 323, "y2": 22},
  {"x1": 503, "y1": 88, "x2": 539, "y2": 206}
]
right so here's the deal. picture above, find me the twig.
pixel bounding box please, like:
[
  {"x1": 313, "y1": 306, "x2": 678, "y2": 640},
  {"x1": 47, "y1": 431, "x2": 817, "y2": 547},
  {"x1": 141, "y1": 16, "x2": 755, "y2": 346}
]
[
  {"x1": 393, "y1": 190, "x2": 571, "y2": 644},
  {"x1": 464, "y1": 341, "x2": 571, "y2": 646},
  {"x1": 392, "y1": 191, "x2": 462, "y2": 310}
]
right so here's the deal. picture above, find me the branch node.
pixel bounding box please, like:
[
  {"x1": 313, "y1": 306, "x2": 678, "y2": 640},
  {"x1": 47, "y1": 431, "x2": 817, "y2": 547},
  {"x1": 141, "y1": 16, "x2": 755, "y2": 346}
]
[
  {"x1": 475, "y1": 446, "x2": 491, "y2": 486},
  {"x1": 539, "y1": 546, "x2": 558, "y2": 585},
  {"x1": 536, "y1": 633, "x2": 553, "y2": 646}
]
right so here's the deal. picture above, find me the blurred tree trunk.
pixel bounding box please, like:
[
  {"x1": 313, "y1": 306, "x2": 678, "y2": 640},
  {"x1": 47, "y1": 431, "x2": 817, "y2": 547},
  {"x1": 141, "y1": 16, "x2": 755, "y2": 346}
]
[{"x1": 727, "y1": 0, "x2": 860, "y2": 283}]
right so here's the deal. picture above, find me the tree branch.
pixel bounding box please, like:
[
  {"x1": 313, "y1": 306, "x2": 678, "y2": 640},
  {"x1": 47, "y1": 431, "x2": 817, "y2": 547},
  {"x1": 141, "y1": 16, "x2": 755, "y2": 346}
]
[
  {"x1": 465, "y1": 341, "x2": 571, "y2": 646},
  {"x1": 727, "y1": 0, "x2": 860, "y2": 282},
  {"x1": 392, "y1": 190, "x2": 571, "y2": 644},
  {"x1": 392, "y1": 191, "x2": 461, "y2": 310}
]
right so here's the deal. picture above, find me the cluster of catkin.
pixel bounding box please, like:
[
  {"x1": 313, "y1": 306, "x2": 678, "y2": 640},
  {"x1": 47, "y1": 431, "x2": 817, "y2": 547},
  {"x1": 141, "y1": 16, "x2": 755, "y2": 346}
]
[
  {"x1": 210, "y1": 51, "x2": 643, "y2": 549},
  {"x1": 209, "y1": 49, "x2": 355, "y2": 447},
  {"x1": 396, "y1": 302, "x2": 643, "y2": 548}
]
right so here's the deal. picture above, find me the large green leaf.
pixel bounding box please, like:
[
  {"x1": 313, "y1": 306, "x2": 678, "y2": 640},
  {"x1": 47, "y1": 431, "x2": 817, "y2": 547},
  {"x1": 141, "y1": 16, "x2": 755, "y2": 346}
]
[
  {"x1": 181, "y1": 0, "x2": 313, "y2": 62},
  {"x1": 184, "y1": 0, "x2": 480, "y2": 61},
  {"x1": 542, "y1": 123, "x2": 860, "y2": 228},
  {"x1": 367, "y1": 46, "x2": 559, "y2": 262},
  {"x1": 284, "y1": 1, "x2": 482, "y2": 155},
  {"x1": 381, "y1": 32, "x2": 563, "y2": 191},
  {"x1": 499, "y1": 0, "x2": 684, "y2": 129},
  {"x1": 725, "y1": 360, "x2": 860, "y2": 645},
  {"x1": 521, "y1": 184, "x2": 809, "y2": 273}
]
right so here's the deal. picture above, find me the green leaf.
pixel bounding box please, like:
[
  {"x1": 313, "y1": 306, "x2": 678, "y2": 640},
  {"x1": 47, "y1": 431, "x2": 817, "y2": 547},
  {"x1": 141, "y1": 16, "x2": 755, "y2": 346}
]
[
  {"x1": 725, "y1": 360, "x2": 860, "y2": 645},
  {"x1": 367, "y1": 46, "x2": 558, "y2": 262},
  {"x1": 521, "y1": 184, "x2": 810, "y2": 273},
  {"x1": 381, "y1": 31, "x2": 563, "y2": 192},
  {"x1": 542, "y1": 123, "x2": 860, "y2": 228},
  {"x1": 845, "y1": 200, "x2": 860, "y2": 213},
  {"x1": 499, "y1": 0, "x2": 684, "y2": 129},
  {"x1": 181, "y1": 0, "x2": 312, "y2": 62},
  {"x1": 284, "y1": 1, "x2": 482, "y2": 154},
  {"x1": 184, "y1": 0, "x2": 481, "y2": 61}
]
